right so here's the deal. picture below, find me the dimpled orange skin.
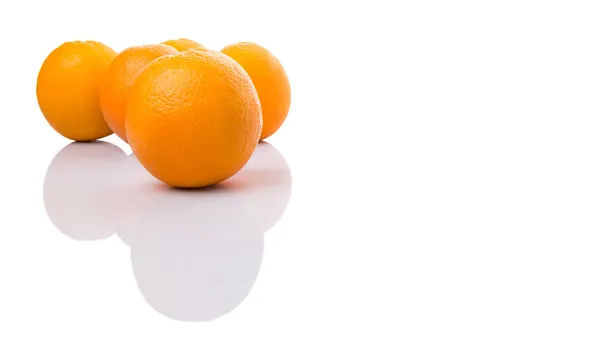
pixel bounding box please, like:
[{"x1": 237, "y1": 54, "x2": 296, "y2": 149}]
[
  {"x1": 161, "y1": 38, "x2": 206, "y2": 52},
  {"x1": 125, "y1": 49, "x2": 262, "y2": 188},
  {"x1": 221, "y1": 42, "x2": 291, "y2": 141},
  {"x1": 37, "y1": 41, "x2": 117, "y2": 141},
  {"x1": 100, "y1": 44, "x2": 178, "y2": 142}
]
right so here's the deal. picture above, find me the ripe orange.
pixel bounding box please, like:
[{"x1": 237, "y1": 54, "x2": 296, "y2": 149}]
[
  {"x1": 126, "y1": 49, "x2": 262, "y2": 188},
  {"x1": 221, "y1": 42, "x2": 291, "y2": 140},
  {"x1": 162, "y1": 38, "x2": 206, "y2": 52},
  {"x1": 100, "y1": 44, "x2": 178, "y2": 142},
  {"x1": 37, "y1": 40, "x2": 117, "y2": 141}
]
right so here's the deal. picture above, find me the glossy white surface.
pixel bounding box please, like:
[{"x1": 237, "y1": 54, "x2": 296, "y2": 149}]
[
  {"x1": 43, "y1": 141, "x2": 291, "y2": 322},
  {"x1": 3, "y1": 0, "x2": 600, "y2": 337}
]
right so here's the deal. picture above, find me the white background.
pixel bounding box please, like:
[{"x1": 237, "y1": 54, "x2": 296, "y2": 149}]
[{"x1": 1, "y1": 0, "x2": 600, "y2": 337}]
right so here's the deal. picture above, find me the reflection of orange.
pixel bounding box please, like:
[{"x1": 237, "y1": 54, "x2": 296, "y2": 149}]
[
  {"x1": 100, "y1": 44, "x2": 178, "y2": 142},
  {"x1": 43, "y1": 141, "x2": 127, "y2": 240},
  {"x1": 221, "y1": 42, "x2": 291, "y2": 140},
  {"x1": 162, "y1": 38, "x2": 206, "y2": 52},
  {"x1": 37, "y1": 41, "x2": 117, "y2": 141},
  {"x1": 126, "y1": 49, "x2": 262, "y2": 188}
]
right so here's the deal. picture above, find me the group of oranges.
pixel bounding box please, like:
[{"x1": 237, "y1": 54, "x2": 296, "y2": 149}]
[{"x1": 36, "y1": 38, "x2": 291, "y2": 188}]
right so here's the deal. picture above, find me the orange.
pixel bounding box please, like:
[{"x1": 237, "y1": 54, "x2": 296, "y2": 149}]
[
  {"x1": 125, "y1": 49, "x2": 262, "y2": 188},
  {"x1": 100, "y1": 44, "x2": 178, "y2": 142},
  {"x1": 221, "y1": 42, "x2": 291, "y2": 140},
  {"x1": 161, "y1": 38, "x2": 206, "y2": 52},
  {"x1": 37, "y1": 40, "x2": 117, "y2": 141}
]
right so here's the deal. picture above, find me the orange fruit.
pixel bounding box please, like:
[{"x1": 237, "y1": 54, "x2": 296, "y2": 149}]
[
  {"x1": 36, "y1": 40, "x2": 117, "y2": 141},
  {"x1": 100, "y1": 44, "x2": 178, "y2": 142},
  {"x1": 221, "y1": 42, "x2": 291, "y2": 140},
  {"x1": 161, "y1": 38, "x2": 206, "y2": 52},
  {"x1": 125, "y1": 49, "x2": 262, "y2": 188}
]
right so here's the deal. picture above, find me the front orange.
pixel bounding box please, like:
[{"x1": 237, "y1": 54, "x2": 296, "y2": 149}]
[
  {"x1": 100, "y1": 44, "x2": 178, "y2": 142},
  {"x1": 125, "y1": 49, "x2": 263, "y2": 188}
]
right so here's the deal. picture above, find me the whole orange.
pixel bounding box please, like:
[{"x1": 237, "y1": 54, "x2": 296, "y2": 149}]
[
  {"x1": 221, "y1": 42, "x2": 291, "y2": 140},
  {"x1": 126, "y1": 49, "x2": 262, "y2": 188},
  {"x1": 162, "y1": 38, "x2": 206, "y2": 52},
  {"x1": 100, "y1": 44, "x2": 178, "y2": 142},
  {"x1": 37, "y1": 40, "x2": 117, "y2": 141}
]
